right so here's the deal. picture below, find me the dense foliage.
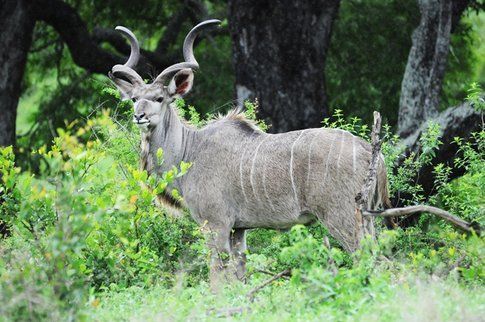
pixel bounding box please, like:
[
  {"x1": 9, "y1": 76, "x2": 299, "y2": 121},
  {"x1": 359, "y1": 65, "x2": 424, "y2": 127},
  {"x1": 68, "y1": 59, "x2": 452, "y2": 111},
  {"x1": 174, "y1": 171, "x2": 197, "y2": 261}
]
[
  {"x1": 2, "y1": 1, "x2": 484, "y2": 320},
  {"x1": 16, "y1": 2, "x2": 484, "y2": 166},
  {"x1": 1, "y1": 93, "x2": 483, "y2": 320}
]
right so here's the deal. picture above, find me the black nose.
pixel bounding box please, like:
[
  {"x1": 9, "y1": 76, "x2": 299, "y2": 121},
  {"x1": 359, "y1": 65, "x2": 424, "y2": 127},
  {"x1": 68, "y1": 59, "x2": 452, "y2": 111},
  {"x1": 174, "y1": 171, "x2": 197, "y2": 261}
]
[{"x1": 134, "y1": 113, "x2": 146, "y2": 121}]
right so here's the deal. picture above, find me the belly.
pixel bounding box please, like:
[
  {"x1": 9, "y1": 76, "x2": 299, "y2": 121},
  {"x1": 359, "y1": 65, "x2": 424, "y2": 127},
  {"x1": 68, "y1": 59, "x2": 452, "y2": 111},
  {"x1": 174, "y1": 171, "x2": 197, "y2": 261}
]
[{"x1": 234, "y1": 210, "x2": 317, "y2": 230}]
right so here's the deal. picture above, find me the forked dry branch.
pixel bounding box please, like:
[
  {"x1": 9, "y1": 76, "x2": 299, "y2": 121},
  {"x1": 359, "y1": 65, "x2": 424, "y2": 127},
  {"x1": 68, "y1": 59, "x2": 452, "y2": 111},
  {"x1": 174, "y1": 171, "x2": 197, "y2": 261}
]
[
  {"x1": 363, "y1": 206, "x2": 480, "y2": 234},
  {"x1": 358, "y1": 112, "x2": 480, "y2": 236}
]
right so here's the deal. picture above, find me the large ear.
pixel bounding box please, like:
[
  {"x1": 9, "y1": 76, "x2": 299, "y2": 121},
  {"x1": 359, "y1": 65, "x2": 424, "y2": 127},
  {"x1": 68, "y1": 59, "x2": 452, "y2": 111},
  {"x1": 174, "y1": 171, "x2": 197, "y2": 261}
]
[
  {"x1": 109, "y1": 73, "x2": 134, "y2": 100},
  {"x1": 167, "y1": 69, "x2": 194, "y2": 97}
]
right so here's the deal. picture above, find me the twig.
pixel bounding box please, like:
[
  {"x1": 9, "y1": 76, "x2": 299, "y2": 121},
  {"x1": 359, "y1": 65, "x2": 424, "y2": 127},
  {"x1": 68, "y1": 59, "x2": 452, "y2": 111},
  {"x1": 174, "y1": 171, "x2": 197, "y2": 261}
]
[
  {"x1": 207, "y1": 306, "x2": 247, "y2": 318},
  {"x1": 324, "y1": 236, "x2": 338, "y2": 276},
  {"x1": 354, "y1": 111, "x2": 382, "y2": 240},
  {"x1": 355, "y1": 112, "x2": 480, "y2": 236},
  {"x1": 355, "y1": 111, "x2": 382, "y2": 210},
  {"x1": 363, "y1": 205, "x2": 480, "y2": 234},
  {"x1": 256, "y1": 269, "x2": 290, "y2": 278},
  {"x1": 246, "y1": 269, "x2": 291, "y2": 302}
]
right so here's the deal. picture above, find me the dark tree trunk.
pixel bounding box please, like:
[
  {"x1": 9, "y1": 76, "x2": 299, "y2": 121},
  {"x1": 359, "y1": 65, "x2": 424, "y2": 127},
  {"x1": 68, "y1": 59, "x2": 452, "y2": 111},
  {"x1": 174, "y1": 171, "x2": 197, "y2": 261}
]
[
  {"x1": 0, "y1": 0, "x2": 35, "y2": 147},
  {"x1": 228, "y1": 0, "x2": 340, "y2": 133},
  {"x1": 397, "y1": 0, "x2": 480, "y2": 190},
  {"x1": 401, "y1": 102, "x2": 481, "y2": 195},
  {"x1": 398, "y1": 0, "x2": 452, "y2": 138},
  {"x1": 395, "y1": 0, "x2": 480, "y2": 227}
]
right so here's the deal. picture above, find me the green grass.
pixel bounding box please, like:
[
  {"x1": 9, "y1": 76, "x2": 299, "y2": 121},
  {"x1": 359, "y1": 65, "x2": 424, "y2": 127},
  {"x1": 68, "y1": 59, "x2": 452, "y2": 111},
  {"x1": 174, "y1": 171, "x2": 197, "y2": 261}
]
[
  {"x1": 86, "y1": 272, "x2": 485, "y2": 321},
  {"x1": 3, "y1": 99, "x2": 483, "y2": 322}
]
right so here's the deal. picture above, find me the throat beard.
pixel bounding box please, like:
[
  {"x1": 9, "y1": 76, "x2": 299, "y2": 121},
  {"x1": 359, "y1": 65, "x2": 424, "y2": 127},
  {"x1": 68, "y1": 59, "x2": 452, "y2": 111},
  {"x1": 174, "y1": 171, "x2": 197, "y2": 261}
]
[{"x1": 139, "y1": 129, "x2": 184, "y2": 211}]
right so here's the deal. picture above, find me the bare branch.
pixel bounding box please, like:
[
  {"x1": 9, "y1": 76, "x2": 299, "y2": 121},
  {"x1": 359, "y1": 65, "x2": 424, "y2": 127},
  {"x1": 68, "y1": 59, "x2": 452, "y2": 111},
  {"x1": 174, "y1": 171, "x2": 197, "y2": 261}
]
[
  {"x1": 356, "y1": 112, "x2": 480, "y2": 235},
  {"x1": 356, "y1": 111, "x2": 382, "y2": 210},
  {"x1": 354, "y1": 111, "x2": 382, "y2": 240},
  {"x1": 246, "y1": 269, "x2": 291, "y2": 302},
  {"x1": 363, "y1": 205, "x2": 480, "y2": 234},
  {"x1": 206, "y1": 306, "x2": 247, "y2": 318},
  {"x1": 33, "y1": 0, "x2": 121, "y2": 74}
]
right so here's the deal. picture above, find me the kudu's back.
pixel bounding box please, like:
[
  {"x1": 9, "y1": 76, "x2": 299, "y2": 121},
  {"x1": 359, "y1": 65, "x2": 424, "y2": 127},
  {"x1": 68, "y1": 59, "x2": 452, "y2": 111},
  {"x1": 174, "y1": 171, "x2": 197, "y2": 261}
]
[{"x1": 181, "y1": 116, "x2": 389, "y2": 252}]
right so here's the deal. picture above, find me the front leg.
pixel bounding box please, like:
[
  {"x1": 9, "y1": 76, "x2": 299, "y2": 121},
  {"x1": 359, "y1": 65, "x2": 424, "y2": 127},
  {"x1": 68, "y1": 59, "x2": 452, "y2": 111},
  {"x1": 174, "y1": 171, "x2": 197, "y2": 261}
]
[
  {"x1": 230, "y1": 228, "x2": 247, "y2": 282},
  {"x1": 203, "y1": 224, "x2": 235, "y2": 291}
]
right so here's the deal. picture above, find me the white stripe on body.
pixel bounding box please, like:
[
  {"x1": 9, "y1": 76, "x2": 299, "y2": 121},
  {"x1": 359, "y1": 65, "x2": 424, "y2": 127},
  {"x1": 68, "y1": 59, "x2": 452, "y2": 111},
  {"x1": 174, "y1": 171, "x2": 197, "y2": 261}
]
[
  {"x1": 290, "y1": 130, "x2": 306, "y2": 211},
  {"x1": 352, "y1": 135, "x2": 357, "y2": 174},
  {"x1": 250, "y1": 135, "x2": 269, "y2": 202},
  {"x1": 306, "y1": 131, "x2": 319, "y2": 190},
  {"x1": 239, "y1": 134, "x2": 255, "y2": 203},
  {"x1": 322, "y1": 131, "x2": 342, "y2": 184}
]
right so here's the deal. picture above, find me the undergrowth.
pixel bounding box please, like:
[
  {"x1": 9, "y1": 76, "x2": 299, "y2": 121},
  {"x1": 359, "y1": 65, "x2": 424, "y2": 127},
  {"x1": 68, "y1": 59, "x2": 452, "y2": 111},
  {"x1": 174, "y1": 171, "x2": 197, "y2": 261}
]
[{"x1": 0, "y1": 92, "x2": 483, "y2": 321}]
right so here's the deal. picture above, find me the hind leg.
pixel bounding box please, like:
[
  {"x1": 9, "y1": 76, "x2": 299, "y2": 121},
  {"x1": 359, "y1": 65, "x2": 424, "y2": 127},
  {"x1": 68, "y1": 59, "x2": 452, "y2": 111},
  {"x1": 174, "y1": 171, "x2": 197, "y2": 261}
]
[
  {"x1": 230, "y1": 228, "x2": 247, "y2": 281},
  {"x1": 313, "y1": 203, "x2": 362, "y2": 252}
]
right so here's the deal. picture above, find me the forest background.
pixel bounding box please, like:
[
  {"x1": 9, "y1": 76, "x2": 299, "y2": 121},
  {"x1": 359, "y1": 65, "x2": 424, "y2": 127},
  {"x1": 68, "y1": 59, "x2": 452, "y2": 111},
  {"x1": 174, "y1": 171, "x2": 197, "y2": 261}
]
[{"x1": 0, "y1": 0, "x2": 484, "y2": 320}]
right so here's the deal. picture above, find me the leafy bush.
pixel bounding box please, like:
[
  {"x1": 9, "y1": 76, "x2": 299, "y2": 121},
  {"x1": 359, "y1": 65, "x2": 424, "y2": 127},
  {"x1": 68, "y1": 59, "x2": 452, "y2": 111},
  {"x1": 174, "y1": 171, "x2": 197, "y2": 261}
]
[
  {"x1": 0, "y1": 110, "x2": 207, "y2": 320},
  {"x1": 1, "y1": 96, "x2": 483, "y2": 320}
]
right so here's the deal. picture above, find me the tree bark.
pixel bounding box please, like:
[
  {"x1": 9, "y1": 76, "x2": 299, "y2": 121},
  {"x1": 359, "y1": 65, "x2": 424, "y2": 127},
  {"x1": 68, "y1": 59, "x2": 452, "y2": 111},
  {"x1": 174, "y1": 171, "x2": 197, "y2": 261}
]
[
  {"x1": 395, "y1": 0, "x2": 480, "y2": 227},
  {"x1": 228, "y1": 0, "x2": 340, "y2": 133},
  {"x1": 398, "y1": 0, "x2": 452, "y2": 138},
  {"x1": 32, "y1": 0, "x2": 123, "y2": 75},
  {"x1": 396, "y1": 0, "x2": 480, "y2": 191},
  {"x1": 401, "y1": 102, "x2": 481, "y2": 195},
  {"x1": 0, "y1": 0, "x2": 35, "y2": 147}
]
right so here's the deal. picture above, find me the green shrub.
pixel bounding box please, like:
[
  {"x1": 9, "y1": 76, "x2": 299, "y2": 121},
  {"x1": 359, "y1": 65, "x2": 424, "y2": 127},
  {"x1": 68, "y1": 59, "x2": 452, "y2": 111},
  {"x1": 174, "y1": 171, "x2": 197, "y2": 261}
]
[
  {"x1": 1, "y1": 94, "x2": 483, "y2": 321},
  {"x1": 0, "y1": 111, "x2": 208, "y2": 320}
]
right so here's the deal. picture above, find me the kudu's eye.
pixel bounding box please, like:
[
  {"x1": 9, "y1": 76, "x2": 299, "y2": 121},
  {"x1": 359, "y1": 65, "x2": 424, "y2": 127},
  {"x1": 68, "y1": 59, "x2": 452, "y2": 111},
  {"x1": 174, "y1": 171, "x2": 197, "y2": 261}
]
[
  {"x1": 131, "y1": 97, "x2": 138, "y2": 103},
  {"x1": 156, "y1": 97, "x2": 164, "y2": 103}
]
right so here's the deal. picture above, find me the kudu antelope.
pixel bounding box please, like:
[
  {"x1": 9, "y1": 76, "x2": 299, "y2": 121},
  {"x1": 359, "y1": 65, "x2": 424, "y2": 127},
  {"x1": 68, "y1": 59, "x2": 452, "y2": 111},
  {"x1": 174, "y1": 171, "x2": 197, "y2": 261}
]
[{"x1": 109, "y1": 20, "x2": 391, "y2": 287}]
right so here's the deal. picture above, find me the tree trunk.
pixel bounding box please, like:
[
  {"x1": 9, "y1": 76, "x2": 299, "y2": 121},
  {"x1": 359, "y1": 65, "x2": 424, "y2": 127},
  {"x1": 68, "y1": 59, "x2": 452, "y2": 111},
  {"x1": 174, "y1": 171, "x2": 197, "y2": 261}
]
[
  {"x1": 228, "y1": 0, "x2": 340, "y2": 133},
  {"x1": 395, "y1": 0, "x2": 480, "y2": 227},
  {"x1": 401, "y1": 102, "x2": 481, "y2": 194},
  {"x1": 0, "y1": 0, "x2": 35, "y2": 147},
  {"x1": 397, "y1": 0, "x2": 480, "y2": 189},
  {"x1": 398, "y1": 0, "x2": 452, "y2": 138}
]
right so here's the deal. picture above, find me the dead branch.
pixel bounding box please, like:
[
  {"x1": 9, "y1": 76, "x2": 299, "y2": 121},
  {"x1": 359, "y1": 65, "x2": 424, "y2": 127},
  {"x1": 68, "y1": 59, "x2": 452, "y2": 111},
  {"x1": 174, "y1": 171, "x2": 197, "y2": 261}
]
[
  {"x1": 206, "y1": 268, "x2": 291, "y2": 317},
  {"x1": 354, "y1": 111, "x2": 382, "y2": 241},
  {"x1": 363, "y1": 205, "x2": 480, "y2": 235},
  {"x1": 355, "y1": 111, "x2": 381, "y2": 212},
  {"x1": 356, "y1": 111, "x2": 479, "y2": 235},
  {"x1": 356, "y1": 111, "x2": 480, "y2": 236},
  {"x1": 355, "y1": 111, "x2": 382, "y2": 210},
  {"x1": 206, "y1": 306, "x2": 247, "y2": 318},
  {"x1": 255, "y1": 269, "x2": 291, "y2": 279},
  {"x1": 246, "y1": 269, "x2": 291, "y2": 302}
]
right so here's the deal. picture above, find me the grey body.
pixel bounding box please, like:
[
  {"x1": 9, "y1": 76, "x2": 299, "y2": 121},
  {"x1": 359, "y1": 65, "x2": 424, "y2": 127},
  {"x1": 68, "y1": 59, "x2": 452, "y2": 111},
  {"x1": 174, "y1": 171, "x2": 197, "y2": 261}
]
[
  {"x1": 143, "y1": 105, "x2": 388, "y2": 251},
  {"x1": 108, "y1": 20, "x2": 390, "y2": 287}
]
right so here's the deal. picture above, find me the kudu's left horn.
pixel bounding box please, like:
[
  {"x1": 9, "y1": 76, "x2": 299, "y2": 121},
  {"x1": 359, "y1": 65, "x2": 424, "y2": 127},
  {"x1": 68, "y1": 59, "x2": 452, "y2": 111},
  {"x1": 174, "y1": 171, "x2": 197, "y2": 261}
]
[
  {"x1": 154, "y1": 19, "x2": 221, "y2": 85},
  {"x1": 109, "y1": 26, "x2": 144, "y2": 85}
]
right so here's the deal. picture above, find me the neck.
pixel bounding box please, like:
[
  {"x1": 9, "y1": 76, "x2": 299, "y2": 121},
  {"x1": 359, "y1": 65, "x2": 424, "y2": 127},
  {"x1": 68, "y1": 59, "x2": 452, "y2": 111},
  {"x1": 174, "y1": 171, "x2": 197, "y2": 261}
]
[{"x1": 140, "y1": 103, "x2": 196, "y2": 176}]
